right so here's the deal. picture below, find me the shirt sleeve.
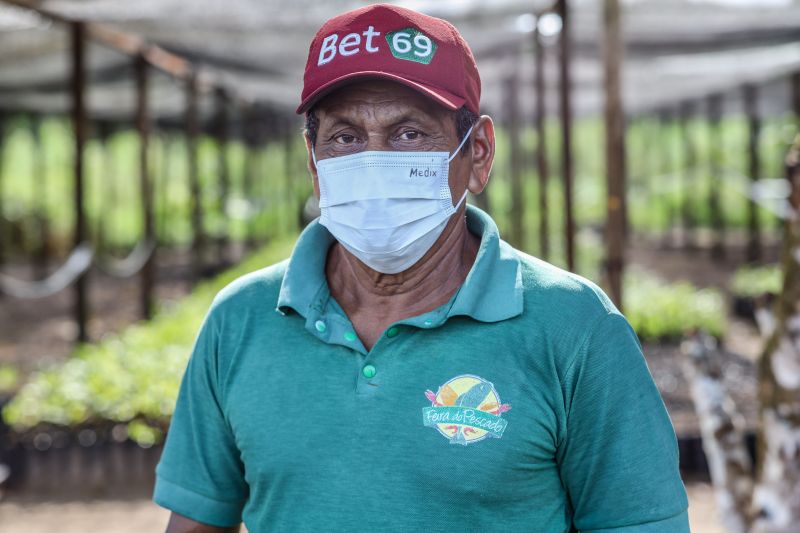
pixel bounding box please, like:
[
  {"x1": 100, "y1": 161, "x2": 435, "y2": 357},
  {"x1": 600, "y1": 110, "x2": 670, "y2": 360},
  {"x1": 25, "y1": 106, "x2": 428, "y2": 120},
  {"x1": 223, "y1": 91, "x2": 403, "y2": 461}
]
[
  {"x1": 556, "y1": 311, "x2": 690, "y2": 532},
  {"x1": 152, "y1": 307, "x2": 249, "y2": 527}
]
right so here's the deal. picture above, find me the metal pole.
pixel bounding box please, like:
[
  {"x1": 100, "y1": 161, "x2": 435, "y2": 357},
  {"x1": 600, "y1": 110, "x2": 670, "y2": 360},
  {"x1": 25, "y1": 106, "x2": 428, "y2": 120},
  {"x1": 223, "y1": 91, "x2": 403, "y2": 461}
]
[
  {"x1": 707, "y1": 94, "x2": 725, "y2": 260},
  {"x1": 556, "y1": 0, "x2": 576, "y2": 271},
  {"x1": 136, "y1": 53, "x2": 155, "y2": 319},
  {"x1": 71, "y1": 21, "x2": 89, "y2": 343},
  {"x1": 744, "y1": 84, "x2": 761, "y2": 262},
  {"x1": 186, "y1": 72, "x2": 204, "y2": 278},
  {"x1": 603, "y1": 0, "x2": 625, "y2": 310},
  {"x1": 506, "y1": 71, "x2": 524, "y2": 249},
  {"x1": 534, "y1": 21, "x2": 550, "y2": 260}
]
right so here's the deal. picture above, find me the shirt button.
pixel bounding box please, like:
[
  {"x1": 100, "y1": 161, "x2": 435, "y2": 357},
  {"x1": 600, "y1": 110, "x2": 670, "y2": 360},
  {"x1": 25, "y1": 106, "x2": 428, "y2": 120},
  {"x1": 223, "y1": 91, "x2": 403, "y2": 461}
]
[
  {"x1": 424, "y1": 320, "x2": 433, "y2": 327},
  {"x1": 314, "y1": 320, "x2": 327, "y2": 333},
  {"x1": 344, "y1": 331, "x2": 357, "y2": 342},
  {"x1": 362, "y1": 364, "x2": 377, "y2": 378},
  {"x1": 386, "y1": 326, "x2": 399, "y2": 338}
]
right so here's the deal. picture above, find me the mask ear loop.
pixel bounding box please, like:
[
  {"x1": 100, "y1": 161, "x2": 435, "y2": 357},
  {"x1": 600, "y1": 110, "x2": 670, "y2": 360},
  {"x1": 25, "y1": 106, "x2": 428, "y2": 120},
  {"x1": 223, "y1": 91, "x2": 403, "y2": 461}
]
[
  {"x1": 311, "y1": 145, "x2": 318, "y2": 168},
  {"x1": 454, "y1": 188, "x2": 469, "y2": 210},
  {"x1": 448, "y1": 124, "x2": 476, "y2": 210},
  {"x1": 447, "y1": 124, "x2": 476, "y2": 163}
]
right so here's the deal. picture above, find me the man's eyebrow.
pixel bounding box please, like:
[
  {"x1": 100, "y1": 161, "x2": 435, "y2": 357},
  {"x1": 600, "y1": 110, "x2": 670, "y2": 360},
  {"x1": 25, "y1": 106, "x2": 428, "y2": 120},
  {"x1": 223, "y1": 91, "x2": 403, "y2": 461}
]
[
  {"x1": 320, "y1": 114, "x2": 360, "y2": 130},
  {"x1": 320, "y1": 110, "x2": 441, "y2": 130},
  {"x1": 385, "y1": 113, "x2": 439, "y2": 129}
]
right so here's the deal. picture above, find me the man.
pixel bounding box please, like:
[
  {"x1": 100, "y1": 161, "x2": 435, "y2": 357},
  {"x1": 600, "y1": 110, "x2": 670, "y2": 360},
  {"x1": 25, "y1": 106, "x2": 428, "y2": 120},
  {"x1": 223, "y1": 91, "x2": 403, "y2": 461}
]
[{"x1": 153, "y1": 4, "x2": 690, "y2": 532}]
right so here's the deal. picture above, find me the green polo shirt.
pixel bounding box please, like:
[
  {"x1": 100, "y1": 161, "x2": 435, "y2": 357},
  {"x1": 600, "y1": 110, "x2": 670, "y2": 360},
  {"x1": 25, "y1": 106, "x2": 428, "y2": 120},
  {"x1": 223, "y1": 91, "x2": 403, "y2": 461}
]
[{"x1": 153, "y1": 205, "x2": 689, "y2": 532}]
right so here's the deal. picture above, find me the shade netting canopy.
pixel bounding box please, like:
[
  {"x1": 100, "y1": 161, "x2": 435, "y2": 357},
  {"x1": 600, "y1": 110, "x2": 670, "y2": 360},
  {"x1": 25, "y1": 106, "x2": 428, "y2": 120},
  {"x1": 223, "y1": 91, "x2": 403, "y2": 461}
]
[{"x1": 0, "y1": 0, "x2": 798, "y2": 127}]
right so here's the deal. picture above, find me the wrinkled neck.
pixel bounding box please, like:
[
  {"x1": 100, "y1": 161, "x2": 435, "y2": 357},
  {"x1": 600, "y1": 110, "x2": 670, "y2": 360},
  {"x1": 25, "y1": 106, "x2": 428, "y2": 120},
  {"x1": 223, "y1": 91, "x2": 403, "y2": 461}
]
[{"x1": 326, "y1": 209, "x2": 478, "y2": 316}]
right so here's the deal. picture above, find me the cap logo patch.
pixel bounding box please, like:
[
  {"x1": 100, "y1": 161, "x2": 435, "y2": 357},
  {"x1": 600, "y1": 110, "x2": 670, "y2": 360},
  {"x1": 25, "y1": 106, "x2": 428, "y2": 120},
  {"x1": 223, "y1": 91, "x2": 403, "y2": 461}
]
[{"x1": 385, "y1": 27, "x2": 437, "y2": 64}]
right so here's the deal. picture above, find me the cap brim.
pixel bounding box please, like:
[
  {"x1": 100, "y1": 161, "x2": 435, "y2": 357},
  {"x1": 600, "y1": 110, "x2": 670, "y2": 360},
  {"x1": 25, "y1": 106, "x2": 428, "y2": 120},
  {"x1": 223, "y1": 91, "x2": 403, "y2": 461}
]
[{"x1": 295, "y1": 71, "x2": 467, "y2": 114}]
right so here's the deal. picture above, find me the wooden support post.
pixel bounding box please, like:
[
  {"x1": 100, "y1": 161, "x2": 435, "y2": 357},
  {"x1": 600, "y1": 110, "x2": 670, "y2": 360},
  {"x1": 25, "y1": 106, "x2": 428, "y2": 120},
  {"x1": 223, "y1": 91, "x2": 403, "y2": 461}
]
[
  {"x1": 215, "y1": 88, "x2": 230, "y2": 264},
  {"x1": 244, "y1": 145, "x2": 257, "y2": 251},
  {"x1": 534, "y1": 21, "x2": 550, "y2": 260},
  {"x1": 707, "y1": 94, "x2": 725, "y2": 260},
  {"x1": 645, "y1": 115, "x2": 657, "y2": 233},
  {"x1": 71, "y1": 22, "x2": 89, "y2": 343},
  {"x1": 157, "y1": 133, "x2": 173, "y2": 244},
  {"x1": 749, "y1": 134, "x2": 800, "y2": 530},
  {"x1": 792, "y1": 72, "x2": 800, "y2": 124},
  {"x1": 621, "y1": 114, "x2": 630, "y2": 241},
  {"x1": 136, "y1": 53, "x2": 155, "y2": 320},
  {"x1": 506, "y1": 72, "x2": 525, "y2": 249},
  {"x1": 30, "y1": 114, "x2": 50, "y2": 280},
  {"x1": 186, "y1": 72, "x2": 204, "y2": 278},
  {"x1": 0, "y1": 114, "x2": 5, "y2": 277},
  {"x1": 660, "y1": 110, "x2": 676, "y2": 248},
  {"x1": 603, "y1": 0, "x2": 625, "y2": 310},
  {"x1": 650, "y1": 114, "x2": 666, "y2": 236},
  {"x1": 744, "y1": 84, "x2": 761, "y2": 262},
  {"x1": 680, "y1": 101, "x2": 697, "y2": 251},
  {"x1": 95, "y1": 122, "x2": 112, "y2": 257},
  {"x1": 243, "y1": 109, "x2": 257, "y2": 251},
  {"x1": 556, "y1": 0, "x2": 575, "y2": 271}
]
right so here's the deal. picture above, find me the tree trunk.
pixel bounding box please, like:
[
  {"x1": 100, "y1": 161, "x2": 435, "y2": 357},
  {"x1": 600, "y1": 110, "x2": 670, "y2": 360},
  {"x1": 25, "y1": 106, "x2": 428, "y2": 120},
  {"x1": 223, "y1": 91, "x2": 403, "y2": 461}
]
[
  {"x1": 749, "y1": 134, "x2": 800, "y2": 532},
  {"x1": 682, "y1": 136, "x2": 800, "y2": 532},
  {"x1": 681, "y1": 332, "x2": 754, "y2": 532}
]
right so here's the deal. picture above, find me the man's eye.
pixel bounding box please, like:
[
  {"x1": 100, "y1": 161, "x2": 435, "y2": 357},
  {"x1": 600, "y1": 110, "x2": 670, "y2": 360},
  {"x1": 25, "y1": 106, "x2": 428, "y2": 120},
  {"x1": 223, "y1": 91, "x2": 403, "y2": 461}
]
[
  {"x1": 334, "y1": 134, "x2": 357, "y2": 144},
  {"x1": 399, "y1": 130, "x2": 422, "y2": 141}
]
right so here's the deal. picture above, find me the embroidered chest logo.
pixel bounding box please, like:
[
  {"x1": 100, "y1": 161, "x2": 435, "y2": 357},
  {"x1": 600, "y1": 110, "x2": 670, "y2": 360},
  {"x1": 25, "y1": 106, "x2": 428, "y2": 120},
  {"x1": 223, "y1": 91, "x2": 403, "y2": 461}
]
[{"x1": 422, "y1": 374, "x2": 511, "y2": 446}]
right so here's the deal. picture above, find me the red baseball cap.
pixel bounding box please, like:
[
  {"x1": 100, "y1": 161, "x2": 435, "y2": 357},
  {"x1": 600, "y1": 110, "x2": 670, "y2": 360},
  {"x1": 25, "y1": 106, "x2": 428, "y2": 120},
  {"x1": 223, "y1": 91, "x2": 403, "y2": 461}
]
[{"x1": 296, "y1": 3, "x2": 481, "y2": 115}]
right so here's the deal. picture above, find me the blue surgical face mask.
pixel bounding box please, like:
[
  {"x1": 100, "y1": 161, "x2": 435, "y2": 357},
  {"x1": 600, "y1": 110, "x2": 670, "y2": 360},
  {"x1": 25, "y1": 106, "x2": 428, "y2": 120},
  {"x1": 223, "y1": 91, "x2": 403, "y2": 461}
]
[{"x1": 313, "y1": 125, "x2": 474, "y2": 274}]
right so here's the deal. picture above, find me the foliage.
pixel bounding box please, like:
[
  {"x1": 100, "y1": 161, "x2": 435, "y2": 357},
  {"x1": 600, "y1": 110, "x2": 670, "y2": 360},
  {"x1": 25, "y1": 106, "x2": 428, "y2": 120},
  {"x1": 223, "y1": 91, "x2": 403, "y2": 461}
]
[
  {"x1": 3, "y1": 241, "x2": 727, "y2": 444},
  {"x1": 624, "y1": 270, "x2": 727, "y2": 342},
  {"x1": 730, "y1": 263, "x2": 783, "y2": 298},
  {"x1": 0, "y1": 365, "x2": 20, "y2": 394},
  {"x1": 2, "y1": 113, "x2": 792, "y2": 262},
  {"x1": 2, "y1": 237, "x2": 297, "y2": 444},
  {"x1": 484, "y1": 114, "x2": 794, "y2": 265},
  {"x1": 0, "y1": 115, "x2": 311, "y2": 253}
]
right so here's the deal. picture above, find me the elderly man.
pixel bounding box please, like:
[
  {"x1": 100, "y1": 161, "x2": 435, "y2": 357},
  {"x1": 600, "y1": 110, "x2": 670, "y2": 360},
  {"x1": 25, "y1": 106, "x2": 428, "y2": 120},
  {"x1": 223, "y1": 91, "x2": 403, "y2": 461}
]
[{"x1": 153, "y1": 4, "x2": 689, "y2": 532}]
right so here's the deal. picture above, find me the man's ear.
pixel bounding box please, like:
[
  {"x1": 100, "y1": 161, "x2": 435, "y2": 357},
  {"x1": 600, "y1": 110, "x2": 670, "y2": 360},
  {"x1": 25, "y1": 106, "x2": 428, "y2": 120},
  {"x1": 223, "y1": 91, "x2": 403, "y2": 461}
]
[
  {"x1": 467, "y1": 115, "x2": 495, "y2": 195},
  {"x1": 304, "y1": 133, "x2": 321, "y2": 198}
]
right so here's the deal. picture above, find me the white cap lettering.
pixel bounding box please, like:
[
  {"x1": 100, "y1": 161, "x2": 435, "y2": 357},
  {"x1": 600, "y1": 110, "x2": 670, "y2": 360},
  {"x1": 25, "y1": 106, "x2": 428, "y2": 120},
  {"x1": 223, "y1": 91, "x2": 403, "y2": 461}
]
[
  {"x1": 339, "y1": 32, "x2": 361, "y2": 56},
  {"x1": 363, "y1": 25, "x2": 380, "y2": 52},
  {"x1": 318, "y1": 34, "x2": 338, "y2": 65}
]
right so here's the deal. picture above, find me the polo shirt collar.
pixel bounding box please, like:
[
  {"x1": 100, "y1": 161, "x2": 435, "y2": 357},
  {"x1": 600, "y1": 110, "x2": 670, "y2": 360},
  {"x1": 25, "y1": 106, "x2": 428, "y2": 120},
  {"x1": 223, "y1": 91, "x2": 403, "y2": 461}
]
[{"x1": 276, "y1": 204, "x2": 523, "y2": 325}]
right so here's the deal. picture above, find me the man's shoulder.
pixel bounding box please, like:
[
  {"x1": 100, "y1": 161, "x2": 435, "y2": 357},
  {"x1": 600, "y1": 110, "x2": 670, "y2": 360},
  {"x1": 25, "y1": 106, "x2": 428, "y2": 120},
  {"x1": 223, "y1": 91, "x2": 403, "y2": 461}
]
[
  {"x1": 511, "y1": 247, "x2": 618, "y2": 326},
  {"x1": 208, "y1": 258, "x2": 290, "y2": 316}
]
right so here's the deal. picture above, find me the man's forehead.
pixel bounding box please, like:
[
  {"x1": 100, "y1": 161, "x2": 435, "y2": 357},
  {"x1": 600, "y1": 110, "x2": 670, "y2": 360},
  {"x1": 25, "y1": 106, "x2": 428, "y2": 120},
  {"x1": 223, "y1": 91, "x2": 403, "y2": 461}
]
[{"x1": 314, "y1": 79, "x2": 453, "y2": 122}]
